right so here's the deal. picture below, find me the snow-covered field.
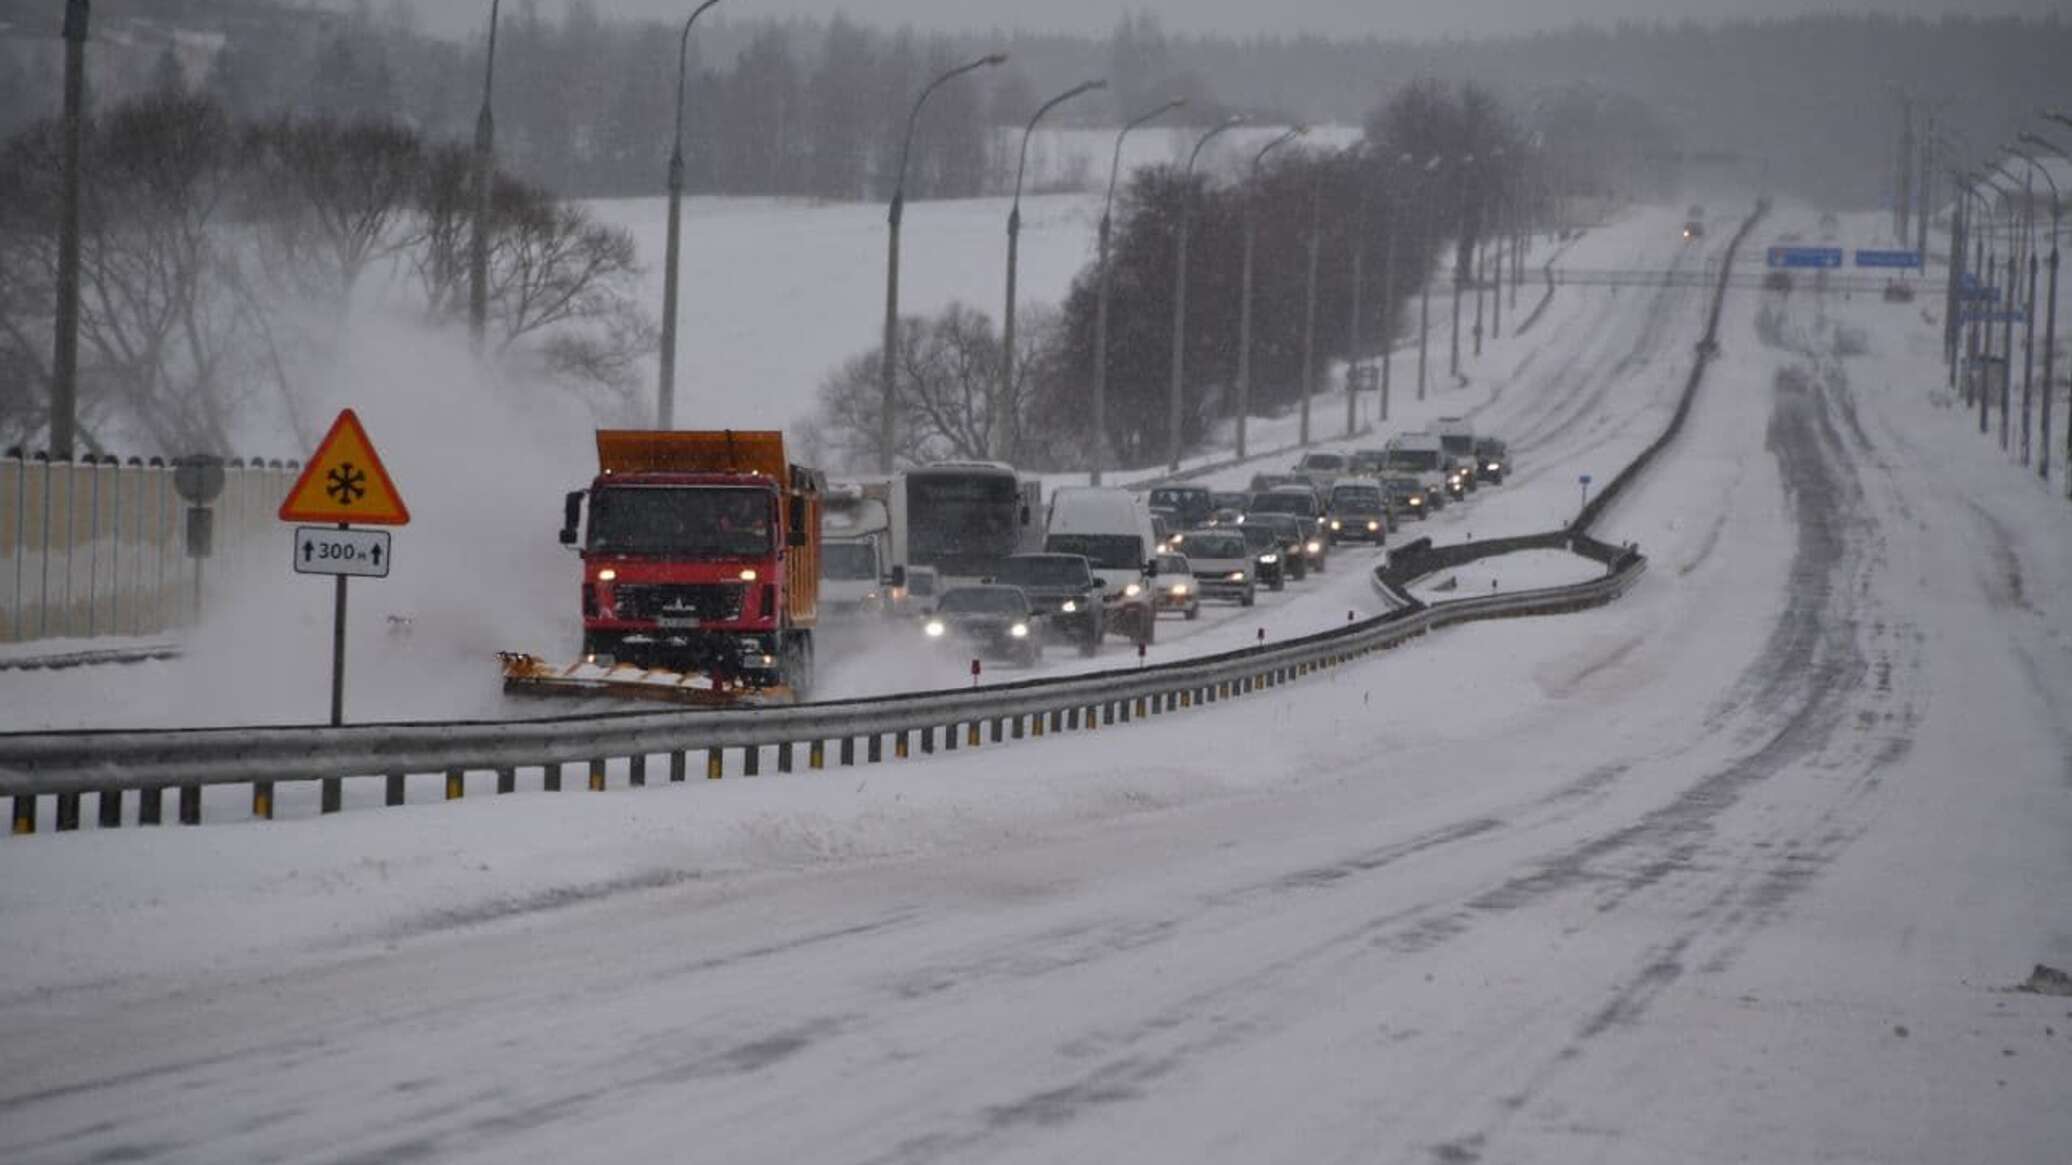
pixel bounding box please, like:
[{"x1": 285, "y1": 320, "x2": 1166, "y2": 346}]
[{"x1": 3, "y1": 197, "x2": 2070, "y2": 1163}]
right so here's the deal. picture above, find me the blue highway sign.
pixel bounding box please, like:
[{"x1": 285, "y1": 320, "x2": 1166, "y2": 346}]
[
  {"x1": 1766, "y1": 246, "x2": 1844, "y2": 270},
  {"x1": 1855, "y1": 249, "x2": 1921, "y2": 269},
  {"x1": 1962, "y1": 308, "x2": 2026, "y2": 324}
]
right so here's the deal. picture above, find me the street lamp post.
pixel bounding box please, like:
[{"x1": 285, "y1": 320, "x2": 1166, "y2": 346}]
[
  {"x1": 1167, "y1": 116, "x2": 1244, "y2": 473},
  {"x1": 50, "y1": 0, "x2": 88, "y2": 459},
  {"x1": 1417, "y1": 155, "x2": 1444, "y2": 401},
  {"x1": 1990, "y1": 154, "x2": 2039, "y2": 466},
  {"x1": 1299, "y1": 151, "x2": 1323, "y2": 448},
  {"x1": 2022, "y1": 128, "x2": 2072, "y2": 485},
  {"x1": 1092, "y1": 98, "x2": 1185, "y2": 484},
  {"x1": 1345, "y1": 144, "x2": 1372, "y2": 438},
  {"x1": 878, "y1": 53, "x2": 1008, "y2": 473},
  {"x1": 1378, "y1": 153, "x2": 1412, "y2": 425},
  {"x1": 1450, "y1": 155, "x2": 1476, "y2": 383},
  {"x1": 470, "y1": 0, "x2": 501, "y2": 354},
  {"x1": 1236, "y1": 126, "x2": 1303, "y2": 461},
  {"x1": 656, "y1": 0, "x2": 724, "y2": 431},
  {"x1": 1002, "y1": 79, "x2": 1105, "y2": 458}
]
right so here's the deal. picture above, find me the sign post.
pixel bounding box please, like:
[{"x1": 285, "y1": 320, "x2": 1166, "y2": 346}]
[{"x1": 278, "y1": 409, "x2": 410, "y2": 731}]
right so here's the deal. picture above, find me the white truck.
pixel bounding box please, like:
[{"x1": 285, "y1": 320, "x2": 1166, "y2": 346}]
[
  {"x1": 1381, "y1": 433, "x2": 1457, "y2": 504},
  {"x1": 821, "y1": 483, "x2": 901, "y2": 618},
  {"x1": 1042, "y1": 486, "x2": 1160, "y2": 646}
]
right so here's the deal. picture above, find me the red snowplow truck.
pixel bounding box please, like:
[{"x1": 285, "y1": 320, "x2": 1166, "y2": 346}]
[{"x1": 506, "y1": 430, "x2": 824, "y2": 704}]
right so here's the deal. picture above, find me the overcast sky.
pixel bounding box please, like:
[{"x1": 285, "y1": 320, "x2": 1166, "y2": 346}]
[{"x1": 393, "y1": 0, "x2": 2062, "y2": 41}]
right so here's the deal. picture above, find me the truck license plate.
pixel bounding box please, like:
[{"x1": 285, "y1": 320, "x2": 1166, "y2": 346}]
[{"x1": 658, "y1": 614, "x2": 700, "y2": 629}]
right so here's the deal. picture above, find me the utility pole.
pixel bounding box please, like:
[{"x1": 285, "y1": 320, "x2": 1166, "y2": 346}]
[
  {"x1": 1168, "y1": 117, "x2": 1244, "y2": 473},
  {"x1": 1299, "y1": 159, "x2": 1322, "y2": 448},
  {"x1": 1235, "y1": 126, "x2": 1302, "y2": 462},
  {"x1": 1346, "y1": 149, "x2": 1372, "y2": 439},
  {"x1": 1895, "y1": 95, "x2": 1913, "y2": 243},
  {"x1": 657, "y1": 0, "x2": 724, "y2": 431},
  {"x1": 1003, "y1": 79, "x2": 1104, "y2": 458},
  {"x1": 1092, "y1": 99, "x2": 1185, "y2": 485},
  {"x1": 1417, "y1": 158, "x2": 1438, "y2": 401},
  {"x1": 51, "y1": 0, "x2": 88, "y2": 460},
  {"x1": 469, "y1": 0, "x2": 500, "y2": 353}
]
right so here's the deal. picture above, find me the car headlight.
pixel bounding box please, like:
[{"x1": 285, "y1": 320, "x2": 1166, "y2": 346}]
[
  {"x1": 1306, "y1": 541, "x2": 1321, "y2": 554},
  {"x1": 1123, "y1": 582, "x2": 1143, "y2": 598},
  {"x1": 924, "y1": 620, "x2": 946, "y2": 638},
  {"x1": 1010, "y1": 622, "x2": 1029, "y2": 638},
  {"x1": 1060, "y1": 599, "x2": 1077, "y2": 613},
  {"x1": 1259, "y1": 552, "x2": 1278, "y2": 564},
  {"x1": 1169, "y1": 583, "x2": 1190, "y2": 596},
  {"x1": 1409, "y1": 496, "x2": 1422, "y2": 506},
  {"x1": 1487, "y1": 461, "x2": 1501, "y2": 471},
  {"x1": 1330, "y1": 519, "x2": 1342, "y2": 530},
  {"x1": 1227, "y1": 570, "x2": 1246, "y2": 581},
  {"x1": 1367, "y1": 520, "x2": 1379, "y2": 531}
]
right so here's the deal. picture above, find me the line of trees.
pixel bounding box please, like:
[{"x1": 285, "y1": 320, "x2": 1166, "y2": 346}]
[
  {"x1": 0, "y1": 87, "x2": 651, "y2": 454},
  {"x1": 806, "y1": 81, "x2": 1538, "y2": 473}
]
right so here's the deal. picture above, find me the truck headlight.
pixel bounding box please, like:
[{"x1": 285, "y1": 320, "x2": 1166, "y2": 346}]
[
  {"x1": 1367, "y1": 520, "x2": 1379, "y2": 531},
  {"x1": 595, "y1": 568, "x2": 617, "y2": 582},
  {"x1": 924, "y1": 620, "x2": 946, "y2": 638},
  {"x1": 1306, "y1": 541, "x2": 1321, "y2": 554},
  {"x1": 1060, "y1": 599, "x2": 1078, "y2": 613},
  {"x1": 1260, "y1": 553, "x2": 1279, "y2": 564},
  {"x1": 1124, "y1": 582, "x2": 1143, "y2": 598},
  {"x1": 1226, "y1": 571, "x2": 1245, "y2": 582},
  {"x1": 1009, "y1": 622, "x2": 1029, "y2": 638}
]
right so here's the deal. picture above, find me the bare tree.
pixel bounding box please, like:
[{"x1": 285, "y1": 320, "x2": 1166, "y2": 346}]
[{"x1": 247, "y1": 115, "x2": 425, "y2": 302}]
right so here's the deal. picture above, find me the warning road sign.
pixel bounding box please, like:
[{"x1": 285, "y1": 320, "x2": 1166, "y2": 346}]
[{"x1": 278, "y1": 409, "x2": 410, "y2": 525}]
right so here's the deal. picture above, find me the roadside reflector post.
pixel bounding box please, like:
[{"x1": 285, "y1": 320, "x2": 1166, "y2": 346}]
[
  {"x1": 251, "y1": 782, "x2": 272, "y2": 821},
  {"x1": 630, "y1": 753, "x2": 647, "y2": 787},
  {"x1": 139, "y1": 787, "x2": 163, "y2": 826},
  {"x1": 840, "y1": 737, "x2": 856, "y2": 766},
  {"x1": 707, "y1": 748, "x2": 724, "y2": 779},
  {"x1": 1137, "y1": 641, "x2": 1146, "y2": 664},
  {"x1": 670, "y1": 752, "x2": 688, "y2": 782},
  {"x1": 867, "y1": 735, "x2": 883, "y2": 764},
  {"x1": 779, "y1": 742, "x2": 795, "y2": 771},
  {"x1": 966, "y1": 722, "x2": 980, "y2": 748},
  {"x1": 55, "y1": 792, "x2": 80, "y2": 831},
  {"x1": 745, "y1": 746, "x2": 762, "y2": 776},
  {"x1": 386, "y1": 772, "x2": 407, "y2": 804},
  {"x1": 97, "y1": 790, "x2": 120, "y2": 829},
  {"x1": 178, "y1": 785, "x2": 201, "y2": 826},
  {"x1": 588, "y1": 758, "x2": 607, "y2": 791},
  {"x1": 321, "y1": 776, "x2": 341, "y2": 814},
  {"x1": 545, "y1": 764, "x2": 564, "y2": 793},
  {"x1": 1257, "y1": 627, "x2": 1265, "y2": 643},
  {"x1": 894, "y1": 732, "x2": 909, "y2": 760},
  {"x1": 809, "y1": 740, "x2": 826, "y2": 770},
  {"x1": 12, "y1": 796, "x2": 35, "y2": 835},
  {"x1": 497, "y1": 767, "x2": 516, "y2": 794},
  {"x1": 920, "y1": 727, "x2": 934, "y2": 755}
]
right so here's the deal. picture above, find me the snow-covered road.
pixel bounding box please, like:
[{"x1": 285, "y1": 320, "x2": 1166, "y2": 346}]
[{"x1": 3, "y1": 204, "x2": 2069, "y2": 1163}]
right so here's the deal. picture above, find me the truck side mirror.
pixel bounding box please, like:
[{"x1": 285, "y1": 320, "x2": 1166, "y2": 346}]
[
  {"x1": 886, "y1": 565, "x2": 908, "y2": 589},
  {"x1": 1142, "y1": 559, "x2": 1160, "y2": 578},
  {"x1": 1019, "y1": 503, "x2": 1031, "y2": 525},
  {"x1": 788, "y1": 526, "x2": 807, "y2": 549},
  {"x1": 560, "y1": 491, "x2": 583, "y2": 546}
]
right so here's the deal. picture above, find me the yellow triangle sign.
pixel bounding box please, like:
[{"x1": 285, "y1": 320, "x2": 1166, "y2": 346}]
[{"x1": 278, "y1": 409, "x2": 411, "y2": 525}]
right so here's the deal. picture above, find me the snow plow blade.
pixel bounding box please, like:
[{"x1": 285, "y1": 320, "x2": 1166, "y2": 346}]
[{"x1": 497, "y1": 653, "x2": 796, "y2": 708}]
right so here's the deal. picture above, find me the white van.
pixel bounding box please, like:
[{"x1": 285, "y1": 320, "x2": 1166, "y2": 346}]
[{"x1": 1043, "y1": 487, "x2": 1160, "y2": 645}]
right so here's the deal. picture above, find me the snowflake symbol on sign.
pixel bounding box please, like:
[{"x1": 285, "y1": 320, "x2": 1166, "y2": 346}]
[{"x1": 326, "y1": 463, "x2": 367, "y2": 507}]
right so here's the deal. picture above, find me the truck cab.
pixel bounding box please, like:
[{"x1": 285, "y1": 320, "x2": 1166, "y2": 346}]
[{"x1": 562, "y1": 430, "x2": 822, "y2": 695}]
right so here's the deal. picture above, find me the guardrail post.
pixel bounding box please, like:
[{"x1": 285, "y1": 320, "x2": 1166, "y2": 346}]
[
  {"x1": 56, "y1": 792, "x2": 80, "y2": 831},
  {"x1": 942, "y1": 723, "x2": 957, "y2": 751},
  {"x1": 386, "y1": 772, "x2": 407, "y2": 804},
  {"x1": 497, "y1": 767, "x2": 516, "y2": 794},
  {"x1": 707, "y1": 748, "x2": 724, "y2": 779},
  {"x1": 1012, "y1": 715, "x2": 1026, "y2": 740},
  {"x1": 1179, "y1": 690, "x2": 1191, "y2": 709},
  {"x1": 747, "y1": 746, "x2": 765, "y2": 776},
  {"x1": 841, "y1": 737, "x2": 857, "y2": 766},
  {"x1": 779, "y1": 742, "x2": 795, "y2": 772},
  {"x1": 1134, "y1": 696, "x2": 1147, "y2": 719},
  {"x1": 11, "y1": 796, "x2": 34, "y2": 835},
  {"x1": 94, "y1": 790, "x2": 120, "y2": 828},
  {"x1": 178, "y1": 785, "x2": 200, "y2": 825},
  {"x1": 630, "y1": 754, "x2": 647, "y2": 787},
  {"x1": 809, "y1": 740, "x2": 825, "y2": 770},
  {"x1": 589, "y1": 758, "x2": 607, "y2": 791},
  {"x1": 1084, "y1": 705, "x2": 1098, "y2": 731},
  {"x1": 139, "y1": 787, "x2": 162, "y2": 826},
  {"x1": 546, "y1": 764, "x2": 564, "y2": 793},
  {"x1": 321, "y1": 777, "x2": 341, "y2": 814},
  {"x1": 868, "y1": 735, "x2": 883, "y2": 764},
  {"x1": 670, "y1": 752, "x2": 687, "y2": 782},
  {"x1": 1067, "y1": 707, "x2": 1081, "y2": 729},
  {"x1": 1118, "y1": 700, "x2": 1130, "y2": 724},
  {"x1": 1010, "y1": 716, "x2": 1022, "y2": 740},
  {"x1": 919, "y1": 727, "x2": 934, "y2": 755},
  {"x1": 251, "y1": 783, "x2": 272, "y2": 822},
  {"x1": 966, "y1": 723, "x2": 980, "y2": 748}
]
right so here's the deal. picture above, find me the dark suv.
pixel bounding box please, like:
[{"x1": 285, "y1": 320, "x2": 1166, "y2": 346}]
[
  {"x1": 990, "y1": 553, "x2": 1105, "y2": 656},
  {"x1": 1325, "y1": 482, "x2": 1388, "y2": 545},
  {"x1": 1473, "y1": 437, "x2": 1509, "y2": 485}
]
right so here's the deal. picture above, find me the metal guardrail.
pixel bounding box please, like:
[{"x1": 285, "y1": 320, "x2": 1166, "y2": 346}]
[
  {"x1": 1, "y1": 552, "x2": 1645, "y2": 833},
  {"x1": 0, "y1": 206, "x2": 1755, "y2": 836}
]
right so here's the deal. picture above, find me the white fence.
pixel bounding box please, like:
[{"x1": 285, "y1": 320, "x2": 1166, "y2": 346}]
[{"x1": 0, "y1": 452, "x2": 299, "y2": 645}]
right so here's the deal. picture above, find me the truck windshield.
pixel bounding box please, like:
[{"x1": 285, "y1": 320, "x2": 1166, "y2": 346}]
[
  {"x1": 1440, "y1": 435, "x2": 1474, "y2": 457},
  {"x1": 822, "y1": 542, "x2": 879, "y2": 580},
  {"x1": 906, "y1": 471, "x2": 1021, "y2": 570},
  {"x1": 1043, "y1": 534, "x2": 1143, "y2": 570},
  {"x1": 588, "y1": 486, "x2": 772, "y2": 557}
]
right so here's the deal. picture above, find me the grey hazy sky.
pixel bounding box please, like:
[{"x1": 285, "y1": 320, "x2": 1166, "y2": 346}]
[{"x1": 392, "y1": 0, "x2": 2060, "y2": 41}]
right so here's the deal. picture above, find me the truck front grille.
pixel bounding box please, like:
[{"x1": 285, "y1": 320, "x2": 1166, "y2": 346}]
[{"x1": 615, "y1": 583, "x2": 746, "y2": 622}]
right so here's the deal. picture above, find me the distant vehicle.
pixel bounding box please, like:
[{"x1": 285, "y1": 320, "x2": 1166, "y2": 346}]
[
  {"x1": 1152, "y1": 552, "x2": 1200, "y2": 620},
  {"x1": 1044, "y1": 487, "x2": 1160, "y2": 646},
  {"x1": 894, "y1": 462, "x2": 1034, "y2": 592},
  {"x1": 1243, "y1": 514, "x2": 1310, "y2": 581},
  {"x1": 1473, "y1": 437, "x2": 1510, "y2": 485},
  {"x1": 1380, "y1": 476, "x2": 1430, "y2": 521},
  {"x1": 1147, "y1": 486, "x2": 1215, "y2": 530},
  {"x1": 1248, "y1": 485, "x2": 1322, "y2": 521},
  {"x1": 1171, "y1": 530, "x2": 1256, "y2": 607},
  {"x1": 1238, "y1": 523, "x2": 1289, "y2": 590},
  {"x1": 1349, "y1": 449, "x2": 1390, "y2": 478},
  {"x1": 1325, "y1": 482, "x2": 1388, "y2": 545},
  {"x1": 1293, "y1": 451, "x2": 1349, "y2": 492},
  {"x1": 1290, "y1": 514, "x2": 1331, "y2": 573},
  {"x1": 1246, "y1": 472, "x2": 1307, "y2": 496},
  {"x1": 1432, "y1": 418, "x2": 1479, "y2": 492},
  {"x1": 821, "y1": 537, "x2": 895, "y2": 618},
  {"x1": 1682, "y1": 220, "x2": 1705, "y2": 241},
  {"x1": 990, "y1": 553, "x2": 1106, "y2": 656},
  {"x1": 922, "y1": 586, "x2": 1042, "y2": 667},
  {"x1": 1209, "y1": 490, "x2": 1251, "y2": 514}
]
